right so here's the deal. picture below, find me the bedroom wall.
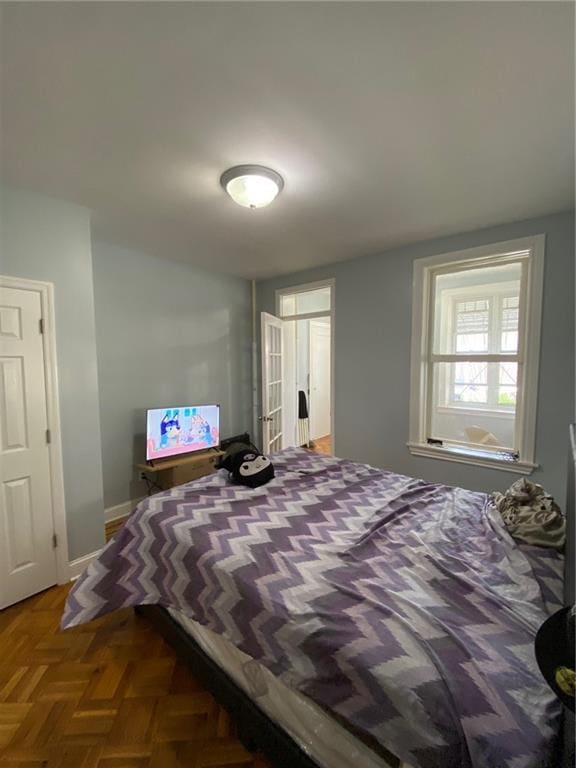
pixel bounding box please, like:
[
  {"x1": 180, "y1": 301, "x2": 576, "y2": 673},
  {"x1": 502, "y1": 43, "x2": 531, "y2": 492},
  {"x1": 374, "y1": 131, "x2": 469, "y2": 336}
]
[
  {"x1": 0, "y1": 186, "x2": 106, "y2": 560},
  {"x1": 257, "y1": 210, "x2": 575, "y2": 504},
  {"x1": 92, "y1": 242, "x2": 252, "y2": 510}
]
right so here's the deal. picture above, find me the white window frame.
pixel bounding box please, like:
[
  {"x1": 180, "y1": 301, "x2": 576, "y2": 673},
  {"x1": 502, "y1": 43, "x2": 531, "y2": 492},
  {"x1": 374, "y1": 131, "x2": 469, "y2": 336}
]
[{"x1": 408, "y1": 235, "x2": 545, "y2": 474}]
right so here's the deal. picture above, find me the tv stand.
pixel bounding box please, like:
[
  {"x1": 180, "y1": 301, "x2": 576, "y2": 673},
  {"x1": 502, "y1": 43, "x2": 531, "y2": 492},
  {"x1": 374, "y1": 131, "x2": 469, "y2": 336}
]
[{"x1": 137, "y1": 448, "x2": 225, "y2": 493}]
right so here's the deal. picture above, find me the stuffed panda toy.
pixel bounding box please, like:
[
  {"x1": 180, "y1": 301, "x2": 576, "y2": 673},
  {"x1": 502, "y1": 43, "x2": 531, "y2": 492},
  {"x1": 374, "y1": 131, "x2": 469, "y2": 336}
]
[{"x1": 220, "y1": 447, "x2": 275, "y2": 488}]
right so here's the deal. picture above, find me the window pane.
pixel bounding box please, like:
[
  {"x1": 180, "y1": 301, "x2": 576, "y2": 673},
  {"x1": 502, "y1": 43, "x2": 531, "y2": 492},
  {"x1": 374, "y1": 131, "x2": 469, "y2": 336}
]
[
  {"x1": 281, "y1": 295, "x2": 296, "y2": 316},
  {"x1": 500, "y1": 295, "x2": 519, "y2": 352},
  {"x1": 430, "y1": 362, "x2": 517, "y2": 451},
  {"x1": 432, "y1": 262, "x2": 522, "y2": 354},
  {"x1": 501, "y1": 331, "x2": 518, "y2": 352},
  {"x1": 456, "y1": 333, "x2": 488, "y2": 353},
  {"x1": 454, "y1": 298, "x2": 489, "y2": 353},
  {"x1": 280, "y1": 287, "x2": 331, "y2": 317},
  {"x1": 453, "y1": 361, "x2": 488, "y2": 403},
  {"x1": 498, "y1": 362, "x2": 518, "y2": 407}
]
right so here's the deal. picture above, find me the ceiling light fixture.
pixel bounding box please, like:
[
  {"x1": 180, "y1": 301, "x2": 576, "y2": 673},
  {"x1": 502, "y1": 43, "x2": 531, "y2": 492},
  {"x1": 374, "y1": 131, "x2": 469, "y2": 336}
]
[{"x1": 220, "y1": 165, "x2": 284, "y2": 209}]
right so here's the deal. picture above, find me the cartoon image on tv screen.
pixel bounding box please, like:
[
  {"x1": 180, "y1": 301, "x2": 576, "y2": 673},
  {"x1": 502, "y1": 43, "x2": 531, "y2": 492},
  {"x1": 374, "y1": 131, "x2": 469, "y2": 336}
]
[{"x1": 146, "y1": 405, "x2": 220, "y2": 461}]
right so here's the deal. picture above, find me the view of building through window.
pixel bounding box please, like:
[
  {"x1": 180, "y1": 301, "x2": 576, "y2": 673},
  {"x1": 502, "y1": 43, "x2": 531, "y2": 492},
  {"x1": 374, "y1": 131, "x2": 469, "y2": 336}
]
[{"x1": 450, "y1": 293, "x2": 519, "y2": 407}]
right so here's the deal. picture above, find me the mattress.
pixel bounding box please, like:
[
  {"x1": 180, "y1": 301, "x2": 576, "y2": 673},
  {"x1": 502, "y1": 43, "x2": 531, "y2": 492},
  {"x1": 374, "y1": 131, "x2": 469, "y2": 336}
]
[{"x1": 167, "y1": 607, "x2": 406, "y2": 768}]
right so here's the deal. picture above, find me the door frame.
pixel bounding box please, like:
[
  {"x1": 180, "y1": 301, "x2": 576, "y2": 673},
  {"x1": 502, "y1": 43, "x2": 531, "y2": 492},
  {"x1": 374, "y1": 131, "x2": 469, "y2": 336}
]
[
  {"x1": 0, "y1": 275, "x2": 69, "y2": 584},
  {"x1": 275, "y1": 278, "x2": 335, "y2": 451}
]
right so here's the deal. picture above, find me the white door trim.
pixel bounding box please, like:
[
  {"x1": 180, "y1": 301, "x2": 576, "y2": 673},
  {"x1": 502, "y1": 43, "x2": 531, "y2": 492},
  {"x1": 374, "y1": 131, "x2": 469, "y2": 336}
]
[
  {"x1": 275, "y1": 278, "x2": 336, "y2": 452},
  {"x1": 275, "y1": 277, "x2": 336, "y2": 299},
  {"x1": 69, "y1": 549, "x2": 102, "y2": 581},
  {"x1": 0, "y1": 275, "x2": 69, "y2": 584}
]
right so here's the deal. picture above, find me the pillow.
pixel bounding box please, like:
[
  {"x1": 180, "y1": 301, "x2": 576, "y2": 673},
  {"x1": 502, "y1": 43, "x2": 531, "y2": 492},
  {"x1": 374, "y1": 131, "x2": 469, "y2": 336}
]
[{"x1": 220, "y1": 448, "x2": 275, "y2": 488}]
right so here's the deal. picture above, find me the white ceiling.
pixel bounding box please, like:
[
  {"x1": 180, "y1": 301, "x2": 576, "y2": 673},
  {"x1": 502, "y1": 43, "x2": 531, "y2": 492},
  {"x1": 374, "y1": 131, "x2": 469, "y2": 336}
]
[{"x1": 2, "y1": 2, "x2": 574, "y2": 279}]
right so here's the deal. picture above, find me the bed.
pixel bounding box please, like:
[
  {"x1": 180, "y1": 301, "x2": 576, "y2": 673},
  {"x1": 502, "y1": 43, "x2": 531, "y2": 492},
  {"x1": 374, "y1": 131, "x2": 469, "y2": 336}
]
[{"x1": 62, "y1": 448, "x2": 565, "y2": 768}]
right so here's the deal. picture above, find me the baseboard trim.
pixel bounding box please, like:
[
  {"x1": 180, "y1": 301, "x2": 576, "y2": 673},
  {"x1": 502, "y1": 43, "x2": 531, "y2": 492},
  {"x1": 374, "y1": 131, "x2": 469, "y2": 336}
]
[
  {"x1": 105, "y1": 497, "x2": 142, "y2": 523},
  {"x1": 69, "y1": 549, "x2": 101, "y2": 581},
  {"x1": 69, "y1": 499, "x2": 144, "y2": 581}
]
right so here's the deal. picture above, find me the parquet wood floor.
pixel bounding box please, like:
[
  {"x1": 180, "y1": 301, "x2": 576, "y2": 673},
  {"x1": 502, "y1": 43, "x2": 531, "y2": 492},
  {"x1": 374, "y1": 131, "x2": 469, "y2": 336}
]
[
  {"x1": 0, "y1": 584, "x2": 272, "y2": 768},
  {"x1": 104, "y1": 517, "x2": 128, "y2": 542},
  {"x1": 310, "y1": 436, "x2": 332, "y2": 456}
]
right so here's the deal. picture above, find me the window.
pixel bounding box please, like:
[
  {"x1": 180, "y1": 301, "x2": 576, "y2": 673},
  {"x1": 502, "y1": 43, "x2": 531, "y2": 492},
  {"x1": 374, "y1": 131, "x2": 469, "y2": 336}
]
[
  {"x1": 409, "y1": 236, "x2": 545, "y2": 472},
  {"x1": 279, "y1": 285, "x2": 332, "y2": 318}
]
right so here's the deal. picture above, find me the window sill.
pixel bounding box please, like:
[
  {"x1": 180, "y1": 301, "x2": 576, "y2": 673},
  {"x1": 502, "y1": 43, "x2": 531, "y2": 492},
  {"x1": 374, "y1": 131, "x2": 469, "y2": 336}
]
[
  {"x1": 436, "y1": 405, "x2": 515, "y2": 420},
  {"x1": 407, "y1": 442, "x2": 537, "y2": 474}
]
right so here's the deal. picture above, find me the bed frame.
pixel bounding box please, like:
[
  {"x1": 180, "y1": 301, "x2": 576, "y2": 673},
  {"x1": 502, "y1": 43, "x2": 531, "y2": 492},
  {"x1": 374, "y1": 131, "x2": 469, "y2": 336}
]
[{"x1": 136, "y1": 604, "x2": 361, "y2": 768}]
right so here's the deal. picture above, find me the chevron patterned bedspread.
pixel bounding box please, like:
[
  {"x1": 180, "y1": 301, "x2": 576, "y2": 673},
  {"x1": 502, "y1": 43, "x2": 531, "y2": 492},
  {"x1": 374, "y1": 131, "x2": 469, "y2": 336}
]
[{"x1": 62, "y1": 448, "x2": 563, "y2": 768}]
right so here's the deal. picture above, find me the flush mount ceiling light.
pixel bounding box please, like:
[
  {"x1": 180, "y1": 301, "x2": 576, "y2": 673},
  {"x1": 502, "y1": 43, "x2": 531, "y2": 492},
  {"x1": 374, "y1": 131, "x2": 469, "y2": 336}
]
[{"x1": 220, "y1": 165, "x2": 284, "y2": 209}]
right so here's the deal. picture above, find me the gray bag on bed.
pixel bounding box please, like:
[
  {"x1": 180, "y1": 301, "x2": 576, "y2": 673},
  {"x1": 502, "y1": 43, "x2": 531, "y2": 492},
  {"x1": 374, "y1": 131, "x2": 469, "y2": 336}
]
[{"x1": 492, "y1": 477, "x2": 566, "y2": 550}]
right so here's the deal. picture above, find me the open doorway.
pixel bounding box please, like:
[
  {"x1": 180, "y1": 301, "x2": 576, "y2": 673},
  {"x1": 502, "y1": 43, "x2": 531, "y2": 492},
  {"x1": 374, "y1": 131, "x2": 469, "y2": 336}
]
[
  {"x1": 260, "y1": 280, "x2": 333, "y2": 456},
  {"x1": 295, "y1": 317, "x2": 331, "y2": 453}
]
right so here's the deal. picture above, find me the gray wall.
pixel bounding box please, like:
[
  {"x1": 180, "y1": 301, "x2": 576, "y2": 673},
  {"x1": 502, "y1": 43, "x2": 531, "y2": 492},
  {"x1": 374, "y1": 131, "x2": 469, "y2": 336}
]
[
  {"x1": 0, "y1": 186, "x2": 106, "y2": 560},
  {"x1": 258, "y1": 211, "x2": 575, "y2": 504},
  {"x1": 92, "y1": 242, "x2": 252, "y2": 509}
]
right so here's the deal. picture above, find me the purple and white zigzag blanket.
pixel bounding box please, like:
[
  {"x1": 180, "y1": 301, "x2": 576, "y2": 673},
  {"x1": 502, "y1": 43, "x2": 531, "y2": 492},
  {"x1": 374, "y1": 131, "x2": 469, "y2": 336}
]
[{"x1": 62, "y1": 449, "x2": 563, "y2": 768}]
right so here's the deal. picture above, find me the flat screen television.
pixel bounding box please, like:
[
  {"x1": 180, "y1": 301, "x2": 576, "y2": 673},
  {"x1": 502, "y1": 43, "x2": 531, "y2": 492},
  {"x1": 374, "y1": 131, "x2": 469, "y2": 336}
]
[{"x1": 146, "y1": 405, "x2": 220, "y2": 462}]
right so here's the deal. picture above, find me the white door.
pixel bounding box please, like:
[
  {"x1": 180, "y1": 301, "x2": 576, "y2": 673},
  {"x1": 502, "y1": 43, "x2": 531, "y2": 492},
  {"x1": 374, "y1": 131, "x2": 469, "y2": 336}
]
[
  {"x1": 261, "y1": 312, "x2": 284, "y2": 454},
  {"x1": 0, "y1": 285, "x2": 57, "y2": 609},
  {"x1": 281, "y1": 320, "x2": 298, "y2": 449},
  {"x1": 309, "y1": 319, "x2": 331, "y2": 440}
]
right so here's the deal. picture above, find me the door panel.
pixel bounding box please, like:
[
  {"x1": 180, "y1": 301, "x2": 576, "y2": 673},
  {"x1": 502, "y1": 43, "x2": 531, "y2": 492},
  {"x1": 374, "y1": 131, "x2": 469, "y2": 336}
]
[
  {"x1": 5, "y1": 477, "x2": 34, "y2": 570},
  {"x1": 0, "y1": 286, "x2": 57, "y2": 609},
  {"x1": 0, "y1": 305, "x2": 23, "y2": 340},
  {"x1": 309, "y1": 320, "x2": 331, "y2": 440},
  {"x1": 1, "y1": 357, "x2": 28, "y2": 450},
  {"x1": 281, "y1": 320, "x2": 297, "y2": 449},
  {"x1": 261, "y1": 312, "x2": 284, "y2": 454}
]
